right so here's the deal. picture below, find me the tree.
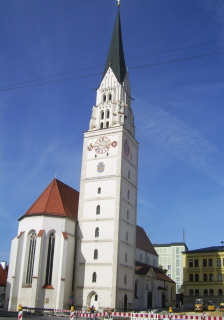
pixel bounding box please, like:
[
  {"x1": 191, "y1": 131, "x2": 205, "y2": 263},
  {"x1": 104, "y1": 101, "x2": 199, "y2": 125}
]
[{"x1": 159, "y1": 265, "x2": 168, "y2": 274}]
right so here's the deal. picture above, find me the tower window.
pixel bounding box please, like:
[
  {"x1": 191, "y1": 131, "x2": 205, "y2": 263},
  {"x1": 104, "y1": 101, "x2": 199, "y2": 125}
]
[
  {"x1": 108, "y1": 93, "x2": 112, "y2": 101},
  {"x1": 95, "y1": 295, "x2": 98, "y2": 301},
  {"x1": 95, "y1": 227, "x2": 99, "y2": 237},
  {"x1": 96, "y1": 205, "x2": 100, "y2": 215},
  {"x1": 125, "y1": 252, "x2": 127, "y2": 262},
  {"x1": 103, "y1": 95, "x2": 106, "y2": 102},
  {"x1": 92, "y1": 272, "x2": 97, "y2": 282},
  {"x1": 106, "y1": 109, "x2": 110, "y2": 118},
  {"x1": 127, "y1": 210, "x2": 129, "y2": 219},
  {"x1": 127, "y1": 190, "x2": 130, "y2": 199},
  {"x1": 128, "y1": 170, "x2": 130, "y2": 179},
  {"x1": 126, "y1": 232, "x2": 128, "y2": 241},
  {"x1": 45, "y1": 232, "x2": 55, "y2": 286},
  {"x1": 94, "y1": 249, "x2": 98, "y2": 260},
  {"x1": 26, "y1": 231, "x2": 37, "y2": 284},
  {"x1": 106, "y1": 121, "x2": 109, "y2": 128},
  {"x1": 100, "y1": 122, "x2": 104, "y2": 129},
  {"x1": 124, "y1": 274, "x2": 127, "y2": 284},
  {"x1": 101, "y1": 111, "x2": 104, "y2": 119},
  {"x1": 98, "y1": 187, "x2": 101, "y2": 194}
]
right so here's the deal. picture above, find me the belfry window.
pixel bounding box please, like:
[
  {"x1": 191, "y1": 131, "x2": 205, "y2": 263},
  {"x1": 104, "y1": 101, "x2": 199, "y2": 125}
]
[
  {"x1": 103, "y1": 95, "x2": 106, "y2": 102},
  {"x1": 96, "y1": 205, "x2": 100, "y2": 215},
  {"x1": 100, "y1": 122, "x2": 104, "y2": 129},
  {"x1": 45, "y1": 232, "x2": 55, "y2": 286},
  {"x1": 108, "y1": 93, "x2": 112, "y2": 101},
  {"x1": 126, "y1": 232, "x2": 128, "y2": 241},
  {"x1": 106, "y1": 121, "x2": 109, "y2": 128},
  {"x1": 94, "y1": 249, "x2": 98, "y2": 260},
  {"x1": 127, "y1": 210, "x2": 129, "y2": 219},
  {"x1": 101, "y1": 111, "x2": 104, "y2": 119},
  {"x1": 98, "y1": 187, "x2": 101, "y2": 194},
  {"x1": 95, "y1": 227, "x2": 99, "y2": 237},
  {"x1": 92, "y1": 272, "x2": 97, "y2": 282},
  {"x1": 125, "y1": 252, "x2": 127, "y2": 262},
  {"x1": 124, "y1": 274, "x2": 127, "y2": 284},
  {"x1": 106, "y1": 109, "x2": 110, "y2": 118},
  {"x1": 26, "y1": 231, "x2": 37, "y2": 284},
  {"x1": 127, "y1": 190, "x2": 130, "y2": 199}
]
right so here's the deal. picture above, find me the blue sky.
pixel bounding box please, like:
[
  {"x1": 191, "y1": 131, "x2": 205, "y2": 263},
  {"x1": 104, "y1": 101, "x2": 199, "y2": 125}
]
[{"x1": 1, "y1": 0, "x2": 224, "y2": 262}]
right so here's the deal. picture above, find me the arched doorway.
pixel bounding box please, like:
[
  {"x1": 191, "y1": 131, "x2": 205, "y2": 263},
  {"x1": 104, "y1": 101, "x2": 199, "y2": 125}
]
[
  {"x1": 86, "y1": 291, "x2": 98, "y2": 310},
  {"x1": 147, "y1": 291, "x2": 152, "y2": 309},
  {"x1": 124, "y1": 294, "x2": 127, "y2": 312}
]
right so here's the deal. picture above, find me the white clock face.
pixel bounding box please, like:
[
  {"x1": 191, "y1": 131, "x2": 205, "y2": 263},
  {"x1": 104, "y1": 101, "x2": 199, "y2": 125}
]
[{"x1": 94, "y1": 137, "x2": 111, "y2": 154}]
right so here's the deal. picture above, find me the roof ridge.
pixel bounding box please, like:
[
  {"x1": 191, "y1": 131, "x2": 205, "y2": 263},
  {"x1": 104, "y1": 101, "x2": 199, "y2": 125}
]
[{"x1": 54, "y1": 179, "x2": 66, "y2": 216}]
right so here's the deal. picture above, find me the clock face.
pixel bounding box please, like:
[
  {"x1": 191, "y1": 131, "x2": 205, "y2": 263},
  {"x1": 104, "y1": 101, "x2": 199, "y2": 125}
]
[
  {"x1": 124, "y1": 139, "x2": 130, "y2": 156},
  {"x1": 94, "y1": 137, "x2": 111, "y2": 154}
]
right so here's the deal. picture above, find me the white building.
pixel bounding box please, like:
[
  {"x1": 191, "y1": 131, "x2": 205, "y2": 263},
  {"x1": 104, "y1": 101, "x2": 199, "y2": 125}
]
[
  {"x1": 154, "y1": 243, "x2": 188, "y2": 297},
  {"x1": 5, "y1": 8, "x2": 175, "y2": 313}
]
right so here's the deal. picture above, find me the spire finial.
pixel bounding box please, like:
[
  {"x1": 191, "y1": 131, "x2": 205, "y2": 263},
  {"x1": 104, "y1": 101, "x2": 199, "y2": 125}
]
[
  {"x1": 55, "y1": 172, "x2": 58, "y2": 179},
  {"x1": 117, "y1": 0, "x2": 120, "y2": 6}
]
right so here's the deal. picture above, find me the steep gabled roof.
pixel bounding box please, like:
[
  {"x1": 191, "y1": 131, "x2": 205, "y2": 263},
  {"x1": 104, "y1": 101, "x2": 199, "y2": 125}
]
[
  {"x1": 19, "y1": 179, "x2": 79, "y2": 221},
  {"x1": 136, "y1": 225, "x2": 158, "y2": 256},
  {"x1": 135, "y1": 261, "x2": 175, "y2": 283},
  {"x1": 101, "y1": 9, "x2": 126, "y2": 84}
]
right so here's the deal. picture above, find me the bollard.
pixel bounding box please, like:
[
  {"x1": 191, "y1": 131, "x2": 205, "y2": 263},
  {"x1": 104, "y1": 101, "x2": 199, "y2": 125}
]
[
  {"x1": 70, "y1": 306, "x2": 75, "y2": 320},
  {"x1": 18, "y1": 304, "x2": 23, "y2": 320}
]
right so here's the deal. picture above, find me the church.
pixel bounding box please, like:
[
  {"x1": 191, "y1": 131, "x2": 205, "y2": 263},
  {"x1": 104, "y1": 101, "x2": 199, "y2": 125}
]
[{"x1": 5, "y1": 7, "x2": 175, "y2": 313}]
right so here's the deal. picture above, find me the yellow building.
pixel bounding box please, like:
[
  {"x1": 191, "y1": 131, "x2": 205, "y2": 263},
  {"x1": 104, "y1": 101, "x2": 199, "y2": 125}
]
[{"x1": 182, "y1": 246, "x2": 224, "y2": 310}]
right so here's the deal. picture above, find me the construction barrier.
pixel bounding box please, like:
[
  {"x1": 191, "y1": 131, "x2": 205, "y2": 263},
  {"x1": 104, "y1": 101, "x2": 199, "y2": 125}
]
[{"x1": 18, "y1": 305, "x2": 23, "y2": 320}]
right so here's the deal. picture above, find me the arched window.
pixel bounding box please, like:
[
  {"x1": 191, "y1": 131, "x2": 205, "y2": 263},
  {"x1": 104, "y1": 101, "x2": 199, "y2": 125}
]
[
  {"x1": 128, "y1": 170, "x2": 130, "y2": 179},
  {"x1": 127, "y1": 190, "x2": 130, "y2": 199},
  {"x1": 218, "y1": 289, "x2": 223, "y2": 296},
  {"x1": 189, "y1": 274, "x2": 193, "y2": 282},
  {"x1": 203, "y1": 274, "x2": 207, "y2": 281},
  {"x1": 96, "y1": 205, "x2": 100, "y2": 215},
  {"x1": 127, "y1": 210, "x2": 129, "y2": 219},
  {"x1": 209, "y1": 273, "x2": 213, "y2": 281},
  {"x1": 218, "y1": 273, "x2": 222, "y2": 281},
  {"x1": 126, "y1": 232, "x2": 128, "y2": 241},
  {"x1": 101, "y1": 111, "x2": 104, "y2": 119},
  {"x1": 195, "y1": 274, "x2": 199, "y2": 281},
  {"x1": 98, "y1": 187, "x2": 101, "y2": 194},
  {"x1": 125, "y1": 252, "x2": 127, "y2": 262},
  {"x1": 106, "y1": 121, "x2": 109, "y2": 128},
  {"x1": 108, "y1": 93, "x2": 112, "y2": 101},
  {"x1": 45, "y1": 232, "x2": 55, "y2": 286},
  {"x1": 124, "y1": 274, "x2": 126, "y2": 284},
  {"x1": 209, "y1": 289, "x2": 214, "y2": 296},
  {"x1": 195, "y1": 289, "x2": 199, "y2": 296},
  {"x1": 100, "y1": 122, "x2": 104, "y2": 129},
  {"x1": 95, "y1": 227, "x2": 99, "y2": 237},
  {"x1": 189, "y1": 289, "x2": 194, "y2": 296},
  {"x1": 94, "y1": 249, "x2": 98, "y2": 260},
  {"x1": 106, "y1": 109, "x2": 110, "y2": 118},
  {"x1": 26, "y1": 231, "x2": 37, "y2": 284},
  {"x1": 92, "y1": 272, "x2": 97, "y2": 282},
  {"x1": 103, "y1": 95, "x2": 106, "y2": 102},
  {"x1": 204, "y1": 289, "x2": 208, "y2": 296}
]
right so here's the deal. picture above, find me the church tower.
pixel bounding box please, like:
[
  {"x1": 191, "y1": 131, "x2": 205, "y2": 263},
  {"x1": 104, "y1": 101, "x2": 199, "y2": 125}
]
[{"x1": 75, "y1": 7, "x2": 138, "y2": 311}]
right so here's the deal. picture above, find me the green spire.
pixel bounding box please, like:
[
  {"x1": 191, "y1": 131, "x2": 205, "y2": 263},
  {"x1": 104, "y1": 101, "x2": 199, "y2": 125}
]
[{"x1": 102, "y1": 10, "x2": 127, "y2": 84}]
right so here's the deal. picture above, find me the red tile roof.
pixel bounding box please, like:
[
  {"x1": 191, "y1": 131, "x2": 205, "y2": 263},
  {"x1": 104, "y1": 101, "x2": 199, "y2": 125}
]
[
  {"x1": 19, "y1": 179, "x2": 79, "y2": 221},
  {"x1": 0, "y1": 264, "x2": 8, "y2": 287},
  {"x1": 136, "y1": 225, "x2": 158, "y2": 256},
  {"x1": 135, "y1": 261, "x2": 175, "y2": 283}
]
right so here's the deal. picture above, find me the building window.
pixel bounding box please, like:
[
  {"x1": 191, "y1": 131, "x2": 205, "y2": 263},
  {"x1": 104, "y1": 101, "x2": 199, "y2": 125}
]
[
  {"x1": 96, "y1": 205, "x2": 100, "y2": 215},
  {"x1": 195, "y1": 274, "x2": 199, "y2": 281},
  {"x1": 45, "y1": 232, "x2": 55, "y2": 286},
  {"x1": 209, "y1": 273, "x2": 213, "y2": 281},
  {"x1": 106, "y1": 109, "x2": 110, "y2": 118},
  {"x1": 209, "y1": 289, "x2": 214, "y2": 296},
  {"x1": 108, "y1": 93, "x2": 112, "y2": 101},
  {"x1": 176, "y1": 259, "x2": 180, "y2": 267},
  {"x1": 95, "y1": 227, "x2": 99, "y2": 237},
  {"x1": 127, "y1": 190, "x2": 130, "y2": 199},
  {"x1": 189, "y1": 289, "x2": 194, "y2": 296},
  {"x1": 127, "y1": 210, "x2": 129, "y2": 219},
  {"x1": 194, "y1": 259, "x2": 199, "y2": 267},
  {"x1": 195, "y1": 289, "x2": 199, "y2": 296},
  {"x1": 98, "y1": 187, "x2": 101, "y2": 194},
  {"x1": 106, "y1": 121, "x2": 109, "y2": 128},
  {"x1": 208, "y1": 259, "x2": 213, "y2": 267},
  {"x1": 176, "y1": 247, "x2": 180, "y2": 254},
  {"x1": 124, "y1": 274, "x2": 126, "y2": 284},
  {"x1": 218, "y1": 273, "x2": 222, "y2": 281},
  {"x1": 218, "y1": 289, "x2": 223, "y2": 296},
  {"x1": 103, "y1": 95, "x2": 106, "y2": 102},
  {"x1": 101, "y1": 111, "x2": 104, "y2": 119},
  {"x1": 168, "y1": 265, "x2": 171, "y2": 270},
  {"x1": 203, "y1": 274, "x2": 208, "y2": 281},
  {"x1": 100, "y1": 122, "x2": 104, "y2": 129},
  {"x1": 189, "y1": 259, "x2": 193, "y2": 268},
  {"x1": 217, "y1": 258, "x2": 221, "y2": 267},
  {"x1": 95, "y1": 295, "x2": 98, "y2": 301},
  {"x1": 126, "y1": 232, "x2": 128, "y2": 241},
  {"x1": 203, "y1": 259, "x2": 207, "y2": 267},
  {"x1": 204, "y1": 289, "x2": 208, "y2": 296},
  {"x1": 94, "y1": 249, "x2": 98, "y2": 260},
  {"x1": 128, "y1": 170, "x2": 130, "y2": 179},
  {"x1": 26, "y1": 232, "x2": 37, "y2": 284},
  {"x1": 92, "y1": 272, "x2": 97, "y2": 282},
  {"x1": 125, "y1": 252, "x2": 127, "y2": 262},
  {"x1": 189, "y1": 274, "x2": 193, "y2": 282}
]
